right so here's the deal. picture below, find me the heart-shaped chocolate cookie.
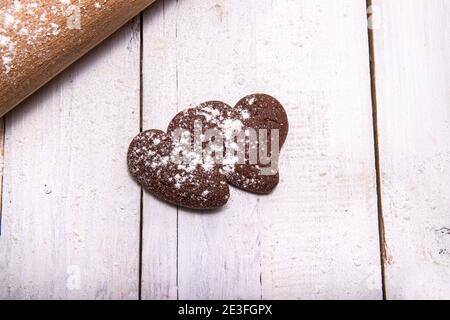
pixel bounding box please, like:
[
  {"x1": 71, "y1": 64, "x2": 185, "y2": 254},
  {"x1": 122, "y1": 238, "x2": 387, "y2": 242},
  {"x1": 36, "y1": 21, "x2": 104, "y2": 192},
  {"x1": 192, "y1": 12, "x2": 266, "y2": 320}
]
[
  {"x1": 128, "y1": 94, "x2": 288, "y2": 209},
  {"x1": 167, "y1": 94, "x2": 289, "y2": 194},
  {"x1": 127, "y1": 129, "x2": 229, "y2": 209}
]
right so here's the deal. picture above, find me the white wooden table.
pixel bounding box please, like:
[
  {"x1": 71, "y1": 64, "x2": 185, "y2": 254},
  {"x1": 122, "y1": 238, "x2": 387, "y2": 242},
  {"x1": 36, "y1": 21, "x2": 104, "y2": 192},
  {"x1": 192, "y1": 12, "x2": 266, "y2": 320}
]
[{"x1": 0, "y1": 0, "x2": 449, "y2": 300}]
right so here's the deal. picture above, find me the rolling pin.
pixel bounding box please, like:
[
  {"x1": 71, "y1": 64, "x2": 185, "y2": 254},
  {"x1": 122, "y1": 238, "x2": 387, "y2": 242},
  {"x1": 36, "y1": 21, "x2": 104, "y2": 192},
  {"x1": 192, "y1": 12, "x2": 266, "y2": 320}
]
[{"x1": 0, "y1": 0, "x2": 157, "y2": 117}]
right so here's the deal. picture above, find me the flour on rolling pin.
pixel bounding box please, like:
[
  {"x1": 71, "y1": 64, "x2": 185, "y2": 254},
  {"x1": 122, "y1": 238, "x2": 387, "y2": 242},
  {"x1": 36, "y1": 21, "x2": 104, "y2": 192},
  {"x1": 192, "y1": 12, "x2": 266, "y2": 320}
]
[
  {"x1": 0, "y1": 0, "x2": 156, "y2": 116},
  {"x1": 0, "y1": 0, "x2": 93, "y2": 75}
]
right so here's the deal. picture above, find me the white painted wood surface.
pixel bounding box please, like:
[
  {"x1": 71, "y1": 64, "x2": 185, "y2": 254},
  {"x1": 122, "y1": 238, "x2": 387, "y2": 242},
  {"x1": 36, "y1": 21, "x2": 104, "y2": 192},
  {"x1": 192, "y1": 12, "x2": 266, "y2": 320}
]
[
  {"x1": 141, "y1": 0, "x2": 263, "y2": 300},
  {"x1": 254, "y1": 0, "x2": 381, "y2": 299},
  {"x1": 141, "y1": 0, "x2": 179, "y2": 300},
  {"x1": 372, "y1": 0, "x2": 450, "y2": 299},
  {"x1": 0, "y1": 20, "x2": 141, "y2": 299},
  {"x1": 141, "y1": 0, "x2": 382, "y2": 299},
  {"x1": 5, "y1": 0, "x2": 450, "y2": 300}
]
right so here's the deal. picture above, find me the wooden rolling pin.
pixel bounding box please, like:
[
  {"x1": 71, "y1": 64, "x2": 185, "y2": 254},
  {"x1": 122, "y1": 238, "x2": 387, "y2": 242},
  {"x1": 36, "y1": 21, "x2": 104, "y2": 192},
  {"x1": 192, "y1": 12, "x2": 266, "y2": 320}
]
[{"x1": 0, "y1": 0, "x2": 157, "y2": 117}]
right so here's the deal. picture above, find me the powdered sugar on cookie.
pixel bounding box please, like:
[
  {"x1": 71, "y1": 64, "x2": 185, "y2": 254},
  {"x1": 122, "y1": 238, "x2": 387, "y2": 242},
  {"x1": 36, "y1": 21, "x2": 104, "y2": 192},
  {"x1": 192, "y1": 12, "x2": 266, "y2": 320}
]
[{"x1": 127, "y1": 129, "x2": 230, "y2": 209}]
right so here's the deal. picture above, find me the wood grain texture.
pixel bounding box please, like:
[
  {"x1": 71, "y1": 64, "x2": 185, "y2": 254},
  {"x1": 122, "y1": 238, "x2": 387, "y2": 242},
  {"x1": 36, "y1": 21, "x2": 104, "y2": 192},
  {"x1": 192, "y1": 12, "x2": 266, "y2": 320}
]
[
  {"x1": 0, "y1": 0, "x2": 156, "y2": 117},
  {"x1": 142, "y1": 0, "x2": 382, "y2": 299},
  {"x1": 255, "y1": 0, "x2": 382, "y2": 299},
  {"x1": 141, "y1": 0, "x2": 178, "y2": 300},
  {"x1": 0, "y1": 20, "x2": 141, "y2": 299},
  {"x1": 175, "y1": 0, "x2": 262, "y2": 300},
  {"x1": 372, "y1": 0, "x2": 450, "y2": 299},
  {"x1": 0, "y1": 0, "x2": 389, "y2": 300},
  {"x1": 141, "y1": 0, "x2": 262, "y2": 300}
]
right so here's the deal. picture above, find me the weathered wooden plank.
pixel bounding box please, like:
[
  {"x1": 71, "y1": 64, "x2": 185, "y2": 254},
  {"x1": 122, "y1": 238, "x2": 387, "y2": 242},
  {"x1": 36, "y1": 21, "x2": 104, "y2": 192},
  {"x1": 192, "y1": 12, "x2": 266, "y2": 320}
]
[
  {"x1": 141, "y1": 0, "x2": 263, "y2": 299},
  {"x1": 372, "y1": 0, "x2": 450, "y2": 299},
  {"x1": 174, "y1": 0, "x2": 264, "y2": 300},
  {"x1": 0, "y1": 20, "x2": 141, "y2": 299},
  {"x1": 253, "y1": 0, "x2": 382, "y2": 299},
  {"x1": 141, "y1": 0, "x2": 179, "y2": 300},
  {"x1": 142, "y1": 0, "x2": 382, "y2": 299}
]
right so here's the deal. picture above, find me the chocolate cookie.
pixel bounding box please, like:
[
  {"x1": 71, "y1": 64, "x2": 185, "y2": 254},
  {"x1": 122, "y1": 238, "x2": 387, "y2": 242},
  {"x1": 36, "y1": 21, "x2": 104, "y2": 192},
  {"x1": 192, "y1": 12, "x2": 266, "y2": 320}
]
[
  {"x1": 127, "y1": 129, "x2": 229, "y2": 210},
  {"x1": 227, "y1": 94, "x2": 289, "y2": 193},
  {"x1": 167, "y1": 94, "x2": 289, "y2": 194},
  {"x1": 167, "y1": 100, "x2": 243, "y2": 174}
]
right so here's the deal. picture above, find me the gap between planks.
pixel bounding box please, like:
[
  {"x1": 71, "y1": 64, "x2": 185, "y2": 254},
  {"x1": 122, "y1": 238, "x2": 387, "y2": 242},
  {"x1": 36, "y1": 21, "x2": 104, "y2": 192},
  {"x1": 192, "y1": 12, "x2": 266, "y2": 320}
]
[
  {"x1": 366, "y1": 0, "x2": 387, "y2": 300},
  {"x1": 138, "y1": 2, "x2": 181, "y2": 300},
  {"x1": 138, "y1": 12, "x2": 144, "y2": 300}
]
